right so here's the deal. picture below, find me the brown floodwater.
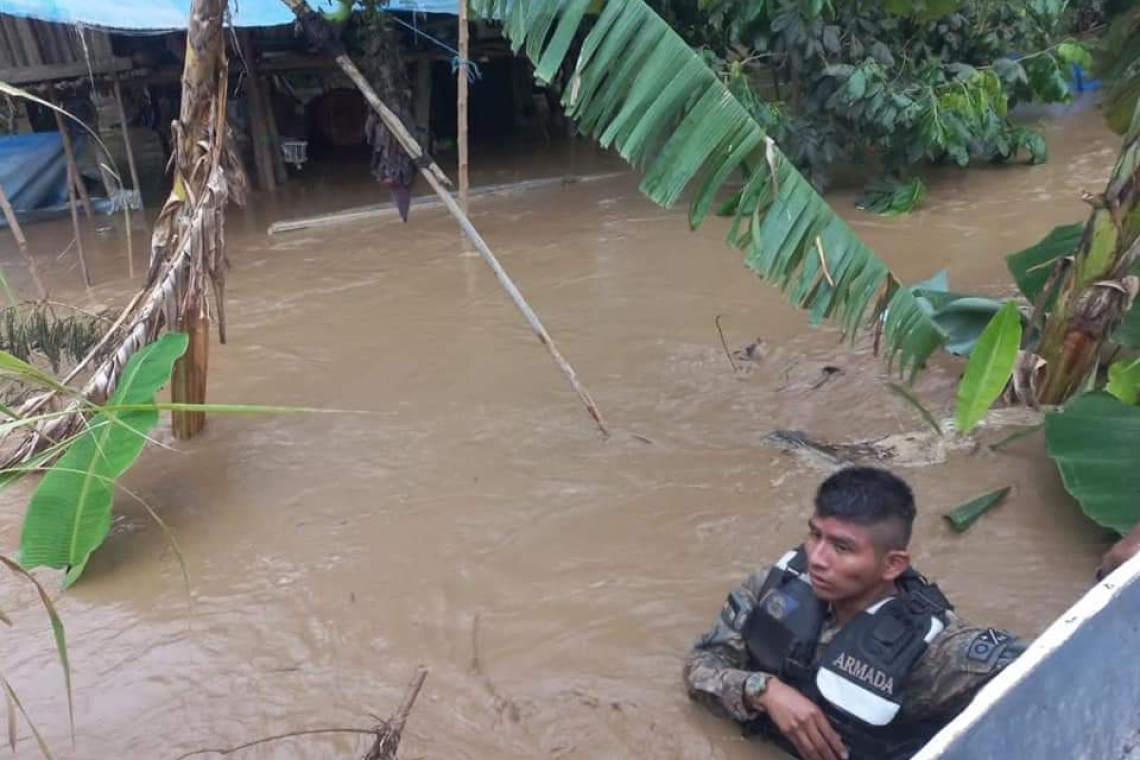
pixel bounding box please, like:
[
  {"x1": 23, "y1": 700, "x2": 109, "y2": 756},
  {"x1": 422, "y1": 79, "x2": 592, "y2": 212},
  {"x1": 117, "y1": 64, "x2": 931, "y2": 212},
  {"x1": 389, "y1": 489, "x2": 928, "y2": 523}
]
[{"x1": 0, "y1": 96, "x2": 1123, "y2": 759}]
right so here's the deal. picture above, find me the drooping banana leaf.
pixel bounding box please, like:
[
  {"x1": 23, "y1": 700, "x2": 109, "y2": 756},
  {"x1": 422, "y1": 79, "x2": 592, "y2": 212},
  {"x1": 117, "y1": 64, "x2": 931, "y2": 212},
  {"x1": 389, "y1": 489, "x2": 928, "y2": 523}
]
[
  {"x1": 1004, "y1": 221, "x2": 1140, "y2": 347},
  {"x1": 472, "y1": 0, "x2": 947, "y2": 378},
  {"x1": 18, "y1": 332, "x2": 189, "y2": 587},
  {"x1": 1045, "y1": 391, "x2": 1140, "y2": 534},
  {"x1": 1005, "y1": 223, "x2": 1084, "y2": 301},
  {"x1": 911, "y1": 269, "x2": 1021, "y2": 356}
]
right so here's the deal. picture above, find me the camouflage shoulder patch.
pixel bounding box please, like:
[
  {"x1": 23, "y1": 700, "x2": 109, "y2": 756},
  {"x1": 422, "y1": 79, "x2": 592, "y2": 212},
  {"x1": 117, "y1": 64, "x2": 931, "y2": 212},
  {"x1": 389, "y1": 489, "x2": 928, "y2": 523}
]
[
  {"x1": 965, "y1": 628, "x2": 1016, "y2": 669},
  {"x1": 721, "y1": 588, "x2": 755, "y2": 629}
]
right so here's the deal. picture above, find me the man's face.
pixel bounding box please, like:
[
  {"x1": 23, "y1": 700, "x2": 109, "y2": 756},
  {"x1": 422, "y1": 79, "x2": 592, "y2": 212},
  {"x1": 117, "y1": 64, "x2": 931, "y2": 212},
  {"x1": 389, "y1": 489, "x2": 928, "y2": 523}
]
[{"x1": 805, "y1": 515, "x2": 895, "y2": 604}]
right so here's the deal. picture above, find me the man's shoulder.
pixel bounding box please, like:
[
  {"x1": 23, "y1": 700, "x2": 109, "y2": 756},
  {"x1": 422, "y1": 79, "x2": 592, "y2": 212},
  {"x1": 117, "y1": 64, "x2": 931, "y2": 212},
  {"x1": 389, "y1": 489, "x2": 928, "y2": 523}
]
[
  {"x1": 713, "y1": 565, "x2": 775, "y2": 629},
  {"x1": 921, "y1": 611, "x2": 1025, "y2": 676}
]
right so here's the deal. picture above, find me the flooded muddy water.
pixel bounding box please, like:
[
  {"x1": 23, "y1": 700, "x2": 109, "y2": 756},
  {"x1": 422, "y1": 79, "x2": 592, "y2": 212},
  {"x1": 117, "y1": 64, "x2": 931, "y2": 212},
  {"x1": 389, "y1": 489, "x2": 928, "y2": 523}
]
[{"x1": 0, "y1": 97, "x2": 1124, "y2": 759}]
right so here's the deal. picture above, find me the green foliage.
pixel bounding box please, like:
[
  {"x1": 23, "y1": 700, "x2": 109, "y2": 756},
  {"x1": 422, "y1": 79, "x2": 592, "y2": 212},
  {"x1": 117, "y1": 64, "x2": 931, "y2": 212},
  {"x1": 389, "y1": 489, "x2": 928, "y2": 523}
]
[
  {"x1": 955, "y1": 300, "x2": 1022, "y2": 434},
  {"x1": 18, "y1": 333, "x2": 189, "y2": 587},
  {"x1": 855, "y1": 176, "x2": 927, "y2": 215},
  {"x1": 943, "y1": 486, "x2": 1011, "y2": 532},
  {"x1": 475, "y1": 0, "x2": 950, "y2": 378},
  {"x1": 688, "y1": 0, "x2": 1087, "y2": 195},
  {"x1": 1107, "y1": 356, "x2": 1140, "y2": 403},
  {"x1": 1117, "y1": 301, "x2": 1140, "y2": 347},
  {"x1": 1005, "y1": 222, "x2": 1084, "y2": 301},
  {"x1": 1045, "y1": 391, "x2": 1140, "y2": 534},
  {"x1": 1092, "y1": 4, "x2": 1140, "y2": 134},
  {"x1": 911, "y1": 269, "x2": 1023, "y2": 355}
]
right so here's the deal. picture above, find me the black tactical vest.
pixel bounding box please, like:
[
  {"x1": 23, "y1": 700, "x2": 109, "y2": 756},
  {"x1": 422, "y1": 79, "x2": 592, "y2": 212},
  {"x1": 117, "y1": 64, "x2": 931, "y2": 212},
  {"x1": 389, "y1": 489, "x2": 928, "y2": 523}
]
[{"x1": 742, "y1": 546, "x2": 952, "y2": 760}]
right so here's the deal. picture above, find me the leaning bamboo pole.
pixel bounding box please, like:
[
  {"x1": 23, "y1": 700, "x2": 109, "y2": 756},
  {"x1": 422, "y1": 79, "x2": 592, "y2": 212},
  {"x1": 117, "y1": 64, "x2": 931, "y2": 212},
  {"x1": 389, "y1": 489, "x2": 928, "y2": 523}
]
[
  {"x1": 280, "y1": 0, "x2": 609, "y2": 438},
  {"x1": 0, "y1": 180, "x2": 47, "y2": 299}
]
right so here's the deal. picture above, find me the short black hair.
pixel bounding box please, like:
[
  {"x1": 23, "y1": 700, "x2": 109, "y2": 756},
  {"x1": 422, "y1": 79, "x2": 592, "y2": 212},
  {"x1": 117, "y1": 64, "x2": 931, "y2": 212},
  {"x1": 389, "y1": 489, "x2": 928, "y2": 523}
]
[{"x1": 814, "y1": 466, "x2": 916, "y2": 549}]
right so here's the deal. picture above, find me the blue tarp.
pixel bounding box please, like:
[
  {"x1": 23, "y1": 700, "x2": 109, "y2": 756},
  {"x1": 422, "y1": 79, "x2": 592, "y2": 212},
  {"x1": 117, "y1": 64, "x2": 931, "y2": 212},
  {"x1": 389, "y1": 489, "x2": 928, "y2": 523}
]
[
  {"x1": 0, "y1": 131, "x2": 112, "y2": 226},
  {"x1": 0, "y1": 0, "x2": 458, "y2": 30},
  {"x1": 0, "y1": 132, "x2": 70, "y2": 213}
]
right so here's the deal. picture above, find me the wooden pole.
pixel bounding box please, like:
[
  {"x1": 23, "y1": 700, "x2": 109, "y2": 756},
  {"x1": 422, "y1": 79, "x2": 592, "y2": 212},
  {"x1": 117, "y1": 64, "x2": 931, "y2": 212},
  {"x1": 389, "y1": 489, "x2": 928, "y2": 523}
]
[
  {"x1": 281, "y1": 0, "x2": 609, "y2": 438},
  {"x1": 51, "y1": 107, "x2": 92, "y2": 287},
  {"x1": 51, "y1": 97, "x2": 95, "y2": 220},
  {"x1": 112, "y1": 77, "x2": 142, "y2": 280},
  {"x1": 262, "y1": 75, "x2": 288, "y2": 185},
  {"x1": 0, "y1": 181, "x2": 47, "y2": 300},
  {"x1": 458, "y1": 0, "x2": 470, "y2": 215},
  {"x1": 240, "y1": 32, "x2": 276, "y2": 192},
  {"x1": 112, "y1": 77, "x2": 144, "y2": 211}
]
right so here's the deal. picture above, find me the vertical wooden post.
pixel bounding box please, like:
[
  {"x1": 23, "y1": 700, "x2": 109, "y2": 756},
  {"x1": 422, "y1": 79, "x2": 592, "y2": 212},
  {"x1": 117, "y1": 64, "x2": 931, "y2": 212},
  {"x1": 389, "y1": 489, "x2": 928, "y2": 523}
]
[
  {"x1": 112, "y1": 76, "x2": 142, "y2": 279},
  {"x1": 52, "y1": 106, "x2": 92, "y2": 287},
  {"x1": 414, "y1": 60, "x2": 432, "y2": 136},
  {"x1": 263, "y1": 76, "x2": 288, "y2": 185},
  {"x1": 171, "y1": 307, "x2": 210, "y2": 439},
  {"x1": 240, "y1": 32, "x2": 276, "y2": 192},
  {"x1": 0, "y1": 181, "x2": 47, "y2": 300},
  {"x1": 112, "y1": 77, "x2": 144, "y2": 209},
  {"x1": 51, "y1": 96, "x2": 95, "y2": 220},
  {"x1": 458, "y1": 0, "x2": 470, "y2": 215}
]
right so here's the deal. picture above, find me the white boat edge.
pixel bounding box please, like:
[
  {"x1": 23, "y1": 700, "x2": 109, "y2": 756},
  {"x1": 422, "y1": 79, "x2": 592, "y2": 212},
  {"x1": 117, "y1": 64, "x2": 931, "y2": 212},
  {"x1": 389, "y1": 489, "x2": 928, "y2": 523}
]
[{"x1": 914, "y1": 549, "x2": 1140, "y2": 759}]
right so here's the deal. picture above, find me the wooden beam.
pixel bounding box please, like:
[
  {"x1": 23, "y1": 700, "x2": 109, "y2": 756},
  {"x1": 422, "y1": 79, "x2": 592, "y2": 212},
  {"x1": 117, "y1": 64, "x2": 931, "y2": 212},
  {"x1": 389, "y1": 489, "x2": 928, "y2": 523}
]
[
  {"x1": 267, "y1": 172, "x2": 626, "y2": 235},
  {"x1": 0, "y1": 57, "x2": 133, "y2": 86}
]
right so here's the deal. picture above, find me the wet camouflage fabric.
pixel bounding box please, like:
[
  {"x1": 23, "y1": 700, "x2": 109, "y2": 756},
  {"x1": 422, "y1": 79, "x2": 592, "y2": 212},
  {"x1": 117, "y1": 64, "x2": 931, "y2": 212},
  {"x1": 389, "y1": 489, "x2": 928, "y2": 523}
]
[{"x1": 683, "y1": 564, "x2": 1026, "y2": 726}]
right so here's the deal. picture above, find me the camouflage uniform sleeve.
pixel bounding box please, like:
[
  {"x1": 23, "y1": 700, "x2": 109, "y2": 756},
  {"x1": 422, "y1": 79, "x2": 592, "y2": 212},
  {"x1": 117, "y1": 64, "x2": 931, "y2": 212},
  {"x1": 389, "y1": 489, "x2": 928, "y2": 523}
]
[
  {"x1": 682, "y1": 568, "x2": 772, "y2": 723},
  {"x1": 902, "y1": 612, "x2": 1028, "y2": 722}
]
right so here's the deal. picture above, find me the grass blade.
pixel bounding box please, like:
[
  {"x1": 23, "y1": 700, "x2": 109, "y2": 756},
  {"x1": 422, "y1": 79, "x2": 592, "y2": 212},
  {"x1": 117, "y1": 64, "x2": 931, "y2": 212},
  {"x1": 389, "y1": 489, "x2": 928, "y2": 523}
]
[
  {"x1": 886, "y1": 382, "x2": 943, "y2": 436},
  {"x1": 0, "y1": 674, "x2": 53, "y2": 759},
  {"x1": 0, "y1": 557, "x2": 72, "y2": 740},
  {"x1": 4, "y1": 683, "x2": 14, "y2": 752},
  {"x1": 988, "y1": 423, "x2": 1045, "y2": 451}
]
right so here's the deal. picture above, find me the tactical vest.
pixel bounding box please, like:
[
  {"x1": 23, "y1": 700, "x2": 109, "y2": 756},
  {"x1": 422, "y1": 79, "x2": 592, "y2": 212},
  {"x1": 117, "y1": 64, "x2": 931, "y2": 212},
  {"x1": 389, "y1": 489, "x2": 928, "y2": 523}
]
[{"x1": 742, "y1": 547, "x2": 952, "y2": 760}]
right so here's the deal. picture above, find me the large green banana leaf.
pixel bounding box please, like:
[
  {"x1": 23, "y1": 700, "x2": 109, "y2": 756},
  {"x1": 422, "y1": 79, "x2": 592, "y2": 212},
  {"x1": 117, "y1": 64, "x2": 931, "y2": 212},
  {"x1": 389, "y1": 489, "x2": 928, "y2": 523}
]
[
  {"x1": 18, "y1": 333, "x2": 189, "y2": 587},
  {"x1": 472, "y1": 0, "x2": 947, "y2": 378},
  {"x1": 1045, "y1": 391, "x2": 1140, "y2": 533}
]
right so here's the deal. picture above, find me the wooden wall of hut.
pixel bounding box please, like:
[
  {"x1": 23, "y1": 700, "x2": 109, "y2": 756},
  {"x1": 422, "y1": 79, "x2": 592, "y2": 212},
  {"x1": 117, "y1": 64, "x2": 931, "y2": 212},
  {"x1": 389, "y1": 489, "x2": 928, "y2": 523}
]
[{"x1": 0, "y1": 14, "x2": 129, "y2": 84}]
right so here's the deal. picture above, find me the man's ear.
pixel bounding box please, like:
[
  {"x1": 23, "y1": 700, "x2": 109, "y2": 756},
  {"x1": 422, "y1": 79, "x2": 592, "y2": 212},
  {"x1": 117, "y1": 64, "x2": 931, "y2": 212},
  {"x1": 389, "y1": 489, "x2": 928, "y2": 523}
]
[{"x1": 881, "y1": 549, "x2": 910, "y2": 583}]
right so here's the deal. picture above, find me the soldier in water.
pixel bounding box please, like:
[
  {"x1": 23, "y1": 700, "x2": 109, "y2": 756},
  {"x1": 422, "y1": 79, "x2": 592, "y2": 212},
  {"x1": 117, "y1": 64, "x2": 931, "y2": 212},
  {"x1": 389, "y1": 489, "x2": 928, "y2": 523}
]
[{"x1": 683, "y1": 466, "x2": 1025, "y2": 760}]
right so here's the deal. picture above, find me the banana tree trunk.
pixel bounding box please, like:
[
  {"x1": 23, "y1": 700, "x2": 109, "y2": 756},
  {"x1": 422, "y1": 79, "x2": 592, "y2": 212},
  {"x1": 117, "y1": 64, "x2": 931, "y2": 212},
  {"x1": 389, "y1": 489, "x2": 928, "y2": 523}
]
[
  {"x1": 1035, "y1": 124, "x2": 1140, "y2": 404},
  {"x1": 156, "y1": 0, "x2": 230, "y2": 438}
]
